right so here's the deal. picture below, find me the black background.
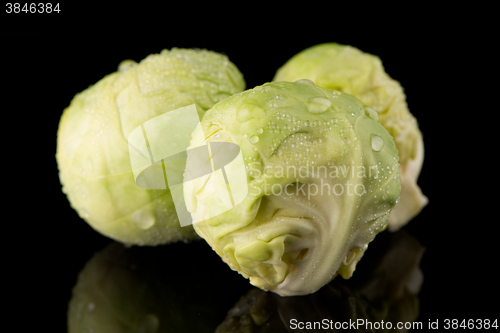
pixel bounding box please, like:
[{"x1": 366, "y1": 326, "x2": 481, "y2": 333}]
[{"x1": 2, "y1": 4, "x2": 496, "y2": 332}]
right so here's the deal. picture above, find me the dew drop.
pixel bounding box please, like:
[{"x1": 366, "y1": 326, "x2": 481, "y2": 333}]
[
  {"x1": 237, "y1": 104, "x2": 265, "y2": 123},
  {"x1": 86, "y1": 302, "x2": 95, "y2": 314},
  {"x1": 118, "y1": 59, "x2": 137, "y2": 71},
  {"x1": 364, "y1": 106, "x2": 379, "y2": 121},
  {"x1": 371, "y1": 134, "x2": 384, "y2": 152},
  {"x1": 295, "y1": 79, "x2": 316, "y2": 86},
  {"x1": 256, "y1": 128, "x2": 264, "y2": 134},
  {"x1": 132, "y1": 210, "x2": 156, "y2": 230},
  {"x1": 249, "y1": 136, "x2": 259, "y2": 144},
  {"x1": 344, "y1": 250, "x2": 356, "y2": 265},
  {"x1": 307, "y1": 97, "x2": 332, "y2": 114},
  {"x1": 140, "y1": 314, "x2": 160, "y2": 333},
  {"x1": 80, "y1": 208, "x2": 89, "y2": 219}
]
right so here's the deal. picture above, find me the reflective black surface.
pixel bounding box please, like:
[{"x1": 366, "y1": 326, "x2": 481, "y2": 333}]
[
  {"x1": 66, "y1": 230, "x2": 422, "y2": 332},
  {"x1": 3, "y1": 9, "x2": 497, "y2": 332}
]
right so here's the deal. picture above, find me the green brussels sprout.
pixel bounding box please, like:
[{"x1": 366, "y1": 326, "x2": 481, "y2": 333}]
[
  {"x1": 273, "y1": 43, "x2": 427, "y2": 231},
  {"x1": 56, "y1": 48, "x2": 245, "y2": 245},
  {"x1": 185, "y1": 81, "x2": 401, "y2": 296}
]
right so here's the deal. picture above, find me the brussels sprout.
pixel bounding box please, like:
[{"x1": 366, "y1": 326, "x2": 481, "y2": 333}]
[
  {"x1": 273, "y1": 43, "x2": 427, "y2": 230},
  {"x1": 185, "y1": 81, "x2": 401, "y2": 296},
  {"x1": 56, "y1": 48, "x2": 245, "y2": 245}
]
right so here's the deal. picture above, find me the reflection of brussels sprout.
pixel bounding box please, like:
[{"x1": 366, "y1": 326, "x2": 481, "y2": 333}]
[
  {"x1": 67, "y1": 241, "x2": 250, "y2": 333},
  {"x1": 216, "y1": 230, "x2": 424, "y2": 333},
  {"x1": 186, "y1": 81, "x2": 401, "y2": 296},
  {"x1": 56, "y1": 48, "x2": 245, "y2": 245},
  {"x1": 273, "y1": 43, "x2": 428, "y2": 230}
]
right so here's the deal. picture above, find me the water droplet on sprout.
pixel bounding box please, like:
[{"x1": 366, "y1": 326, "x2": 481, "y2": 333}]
[
  {"x1": 132, "y1": 211, "x2": 156, "y2": 230},
  {"x1": 295, "y1": 79, "x2": 316, "y2": 86},
  {"x1": 307, "y1": 97, "x2": 332, "y2": 114},
  {"x1": 371, "y1": 134, "x2": 384, "y2": 152}
]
